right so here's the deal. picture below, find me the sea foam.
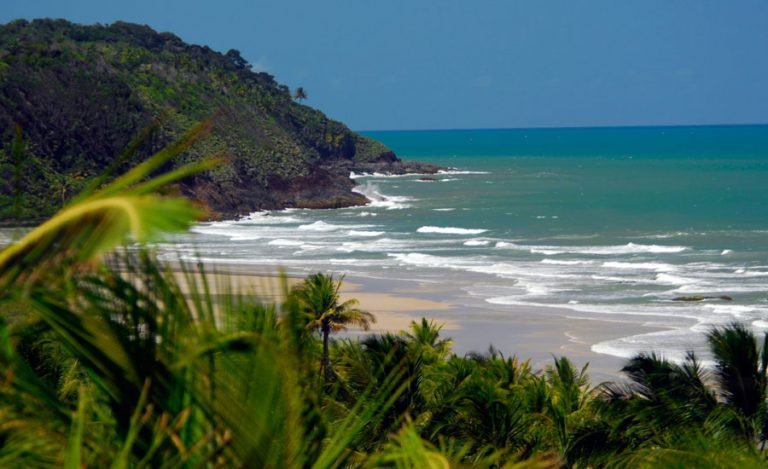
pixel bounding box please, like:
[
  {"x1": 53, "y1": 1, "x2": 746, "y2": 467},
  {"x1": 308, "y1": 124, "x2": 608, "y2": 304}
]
[
  {"x1": 417, "y1": 226, "x2": 488, "y2": 235},
  {"x1": 348, "y1": 230, "x2": 385, "y2": 237},
  {"x1": 438, "y1": 169, "x2": 491, "y2": 175},
  {"x1": 268, "y1": 239, "x2": 304, "y2": 246},
  {"x1": 603, "y1": 261, "x2": 678, "y2": 272},
  {"x1": 297, "y1": 221, "x2": 343, "y2": 232},
  {"x1": 530, "y1": 243, "x2": 687, "y2": 256},
  {"x1": 464, "y1": 238, "x2": 491, "y2": 246},
  {"x1": 352, "y1": 183, "x2": 413, "y2": 210}
]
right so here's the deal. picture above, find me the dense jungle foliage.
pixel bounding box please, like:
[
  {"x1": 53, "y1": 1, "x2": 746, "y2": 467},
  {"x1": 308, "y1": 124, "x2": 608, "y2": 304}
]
[{"x1": 0, "y1": 18, "x2": 397, "y2": 220}]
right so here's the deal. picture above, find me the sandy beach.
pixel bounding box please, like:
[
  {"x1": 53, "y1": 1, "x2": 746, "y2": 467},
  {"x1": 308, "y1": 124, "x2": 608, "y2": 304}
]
[{"x1": 174, "y1": 264, "x2": 665, "y2": 382}]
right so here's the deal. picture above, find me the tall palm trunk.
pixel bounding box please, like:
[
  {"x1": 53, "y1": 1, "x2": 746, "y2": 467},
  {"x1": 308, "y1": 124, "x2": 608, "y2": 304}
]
[{"x1": 322, "y1": 320, "x2": 331, "y2": 382}]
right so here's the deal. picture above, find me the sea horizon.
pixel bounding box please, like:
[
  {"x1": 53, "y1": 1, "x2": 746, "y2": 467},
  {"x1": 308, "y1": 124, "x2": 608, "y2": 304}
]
[{"x1": 356, "y1": 122, "x2": 768, "y2": 134}]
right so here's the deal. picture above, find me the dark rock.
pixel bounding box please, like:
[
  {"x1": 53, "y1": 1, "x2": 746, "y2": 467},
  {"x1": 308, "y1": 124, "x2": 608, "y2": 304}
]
[{"x1": 672, "y1": 295, "x2": 734, "y2": 302}]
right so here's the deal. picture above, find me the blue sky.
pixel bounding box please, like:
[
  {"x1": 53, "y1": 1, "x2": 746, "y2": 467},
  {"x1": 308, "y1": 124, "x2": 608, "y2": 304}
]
[{"x1": 3, "y1": 1, "x2": 767, "y2": 130}]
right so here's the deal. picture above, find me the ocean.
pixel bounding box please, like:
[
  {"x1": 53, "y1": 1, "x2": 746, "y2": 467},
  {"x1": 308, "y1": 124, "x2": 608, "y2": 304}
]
[{"x1": 166, "y1": 125, "x2": 768, "y2": 362}]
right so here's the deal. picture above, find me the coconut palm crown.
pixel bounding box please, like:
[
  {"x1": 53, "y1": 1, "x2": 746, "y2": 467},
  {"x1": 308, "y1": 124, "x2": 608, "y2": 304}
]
[{"x1": 293, "y1": 272, "x2": 375, "y2": 381}]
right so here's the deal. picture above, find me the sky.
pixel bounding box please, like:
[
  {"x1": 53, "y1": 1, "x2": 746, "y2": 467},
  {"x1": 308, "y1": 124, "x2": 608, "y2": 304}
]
[{"x1": 2, "y1": 1, "x2": 767, "y2": 130}]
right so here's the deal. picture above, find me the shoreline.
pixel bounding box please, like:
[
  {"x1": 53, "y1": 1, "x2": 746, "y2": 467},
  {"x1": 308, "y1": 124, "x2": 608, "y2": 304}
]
[{"x1": 176, "y1": 264, "x2": 661, "y2": 382}]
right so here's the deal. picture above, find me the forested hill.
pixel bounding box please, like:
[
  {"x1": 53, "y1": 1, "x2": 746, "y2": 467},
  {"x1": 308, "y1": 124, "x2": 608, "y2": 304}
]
[{"x1": 0, "y1": 19, "x2": 437, "y2": 220}]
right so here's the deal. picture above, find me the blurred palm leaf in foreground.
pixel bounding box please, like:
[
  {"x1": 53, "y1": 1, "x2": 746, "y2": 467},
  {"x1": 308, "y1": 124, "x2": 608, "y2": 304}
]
[
  {"x1": 0, "y1": 122, "x2": 450, "y2": 467},
  {"x1": 0, "y1": 120, "x2": 218, "y2": 292}
]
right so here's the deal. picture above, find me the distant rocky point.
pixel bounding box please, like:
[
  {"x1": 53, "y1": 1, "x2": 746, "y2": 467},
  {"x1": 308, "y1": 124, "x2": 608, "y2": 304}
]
[{"x1": 0, "y1": 19, "x2": 440, "y2": 220}]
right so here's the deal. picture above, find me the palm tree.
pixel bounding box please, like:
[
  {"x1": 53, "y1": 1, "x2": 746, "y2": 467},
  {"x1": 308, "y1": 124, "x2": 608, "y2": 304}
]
[
  {"x1": 707, "y1": 322, "x2": 768, "y2": 442},
  {"x1": 293, "y1": 273, "x2": 374, "y2": 381},
  {"x1": 404, "y1": 318, "x2": 452, "y2": 365},
  {"x1": 544, "y1": 356, "x2": 595, "y2": 466},
  {"x1": 293, "y1": 86, "x2": 307, "y2": 102},
  {"x1": 573, "y1": 323, "x2": 768, "y2": 466}
]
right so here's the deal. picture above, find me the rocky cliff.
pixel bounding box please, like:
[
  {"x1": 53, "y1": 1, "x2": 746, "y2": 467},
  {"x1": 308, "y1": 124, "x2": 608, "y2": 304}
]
[{"x1": 0, "y1": 19, "x2": 439, "y2": 220}]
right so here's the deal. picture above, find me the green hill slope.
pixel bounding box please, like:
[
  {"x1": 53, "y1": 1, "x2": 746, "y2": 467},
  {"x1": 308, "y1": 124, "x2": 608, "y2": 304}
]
[{"x1": 0, "y1": 19, "x2": 437, "y2": 220}]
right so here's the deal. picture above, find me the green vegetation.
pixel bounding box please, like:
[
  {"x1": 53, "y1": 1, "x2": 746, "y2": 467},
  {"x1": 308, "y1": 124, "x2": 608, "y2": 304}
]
[
  {"x1": 0, "y1": 19, "x2": 402, "y2": 220},
  {"x1": 2, "y1": 137, "x2": 768, "y2": 467}
]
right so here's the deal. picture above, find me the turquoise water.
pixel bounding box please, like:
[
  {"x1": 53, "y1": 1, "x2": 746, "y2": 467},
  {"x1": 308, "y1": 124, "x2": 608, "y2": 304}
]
[
  {"x1": 365, "y1": 126, "x2": 768, "y2": 236},
  {"x1": 172, "y1": 125, "x2": 768, "y2": 361}
]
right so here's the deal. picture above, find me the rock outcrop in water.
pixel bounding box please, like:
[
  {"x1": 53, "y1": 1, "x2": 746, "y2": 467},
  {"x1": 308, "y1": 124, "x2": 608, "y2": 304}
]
[
  {"x1": 0, "y1": 19, "x2": 440, "y2": 220},
  {"x1": 672, "y1": 295, "x2": 734, "y2": 302}
]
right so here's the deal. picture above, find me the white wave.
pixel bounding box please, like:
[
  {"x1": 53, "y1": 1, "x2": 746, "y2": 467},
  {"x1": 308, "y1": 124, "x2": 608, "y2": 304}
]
[
  {"x1": 440, "y1": 178, "x2": 460, "y2": 182},
  {"x1": 670, "y1": 284, "x2": 765, "y2": 294},
  {"x1": 433, "y1": 208, "x2": 456, "y2": 212},
  {"x1": 495, "y1": 241, "x2": 525, "y2": 249},
  {"x1": 348, "y1": 230, "x2": 384, "y2": 237},
  {"x1": 590, "y1": 275, "x2": 649, "y2": 284},
  {"x1": 485, "y1": 296, "x2": 524, "y2": 306},
  {"x1": 520, "y1": 284, "x2": 551, "y2": 296},
  {"x1": 417, "y1": 226, "x2": 488, "y2": 235},
  {"x1": 236, "y1": 212, "x2": 303, "y2": 224},
  {"x1": 721, "y1": 249, "x2": 733, "y2": 255},
  {"x1": 190, "y1": 226, "x2": 265, "y2": 241},
  {"x1": 703, "y1": 304, "x2": 765, "y2": 318},
  {"x1": 268, "y1": 239, "x2": 304, "y2": 246},
  {"x1": 388, "y1": 252, "x2": 459, "y2": 268},
  {"x1": 469, "y1": 263, "x2": 527, "y2": 278},
  {"x1": 532, "y1": 243, "x2": 688, "y2": 256},
  {"x1": 541, "y1": 259, "x2": 596, "y2": 266},
  {"x1": 655, "y1": 273, "x2": 700, "y2": 286},
  {"x1": 734, "y1": 269, "x2": 768, "y2": 277},
  {"x1": 294, "y1": 244, "x2": 325, "y2": 252},
  {"x1": 190, "y1": 226, "x2": 232, "y2": 237},
  {"x1": 327, "y1": 258, "x2": 388, "y2": 267},
  {"x1": 591, "y1": 342, "x2": 649, "y2": 360},
  {"x1": 338, "y1": 238, "x2": 428, "y2": 253},
  {"x1": 493, "y1": 241, "x2": 687, "y2": 256},
  {"x1": 358, "y1": 211, "x2": 378, "y2": 217},
  {"x1": 603, "y1": 261, "x2": 678, "y2": 272},
  {"x1": 591, "y1": 327, "x2": 716, "y2": 363},
  {"x1": 351, "y1": 171, "x2": 433, "y2": 179},
  {"x1": 352, "y1": 183, "x2": 413, "y2": 210},
  {"x1": 297, "y1": 221, "x2": 344, "y2": 232},
  {"x1": 438, "y1": 169, "x2": 490, "y2": 175},
  {"x1": 464, "y1": 239, "x2": 491, "y2": 246},
  {"x1": 637, "y1": 231, "x2": 692, "y2": 239}
]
